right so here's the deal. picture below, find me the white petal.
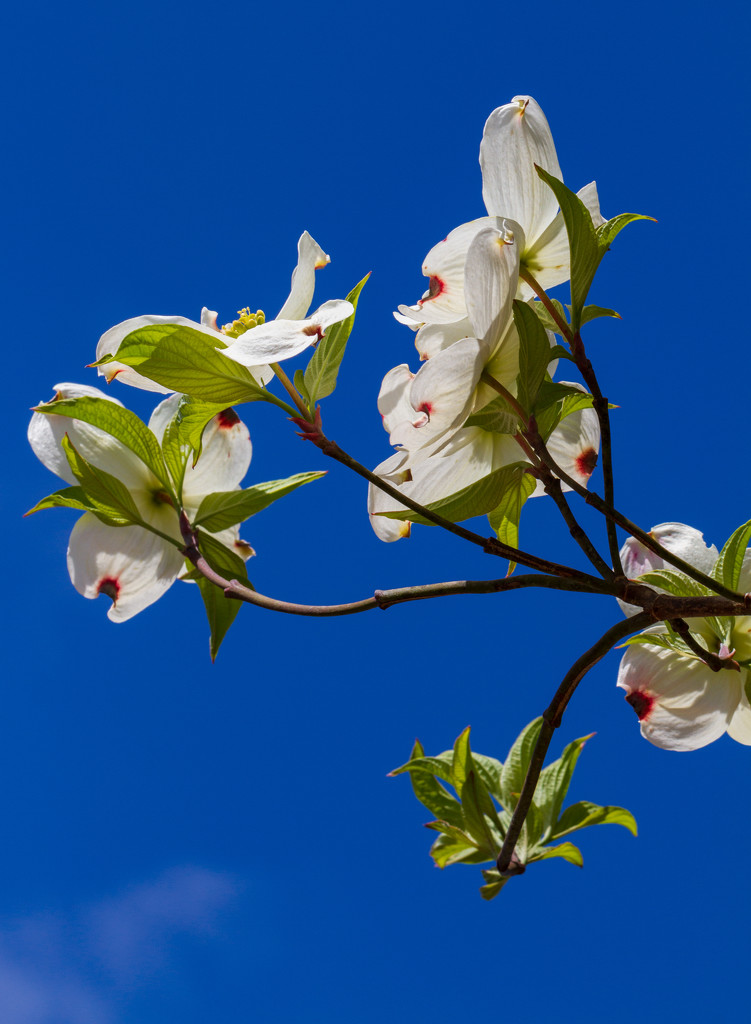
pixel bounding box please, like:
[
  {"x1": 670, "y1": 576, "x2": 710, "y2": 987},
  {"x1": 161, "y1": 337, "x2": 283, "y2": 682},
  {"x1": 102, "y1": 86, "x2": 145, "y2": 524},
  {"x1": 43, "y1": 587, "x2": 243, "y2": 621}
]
[
  {"x1": 377, "y1": 365, "x2": 415, "y2": 436},
  {"x1": 617, "y1": 641, "x2": 736, "y2": 751},
  {"x1": 222, "y1": 299, "x2": 353, "y2": 366},
  {"x1": 277, "y1": 232, "x2": 330, "y2": 321},
  {"x1": 201, "y1": 308, "x2": 219, "y2": 330},
  {"x1": 96, "y1": 315, "x2": 212, "y2": 393},
  {"x1": 182, "y1": 409, "x2": 252, "y2": 497},
  {"x1": 67, "y1": 513, "x2": 184, "y2": 622},
  {"x1": 147, "y1": 394, "x2": 184, "y2": 443},
  {"x1": 621, "y1": 523, "x2": 719, "y2": 581},
  {"x1": 414, "y1": 319, "x2": 473, "y2": 360},
  {"x1": 368, "y1": 452, "x2": 412, "y2": 542},
  {"x1": 396, "y1": 218, "x2": 498, "y2": 327},
  {"x1": 464, "y1": 223, "x2": 521, "y2": 348},
  {"x1": 545, "y1": 403, "x2": 601, "y2": 490},
  {"x1": 577, "y1": 181, "x2": 606, "y2": 229},
  {"x1": 480, "y1": 96, "x2": 562, "y2": 246},
  {"x1": 28, "y1": 383, "x2": 152, "y2": 490},
  {"x1": 389, "y1": 338, "x2": 486, "y2": 456}
]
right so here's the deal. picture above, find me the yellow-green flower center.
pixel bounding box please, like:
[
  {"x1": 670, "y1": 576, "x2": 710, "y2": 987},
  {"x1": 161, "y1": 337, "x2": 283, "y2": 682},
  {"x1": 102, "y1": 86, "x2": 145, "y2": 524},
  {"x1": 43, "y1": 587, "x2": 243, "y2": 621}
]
[{"x1": 221, "y1": 307, "x2": 266, "y2": 339}]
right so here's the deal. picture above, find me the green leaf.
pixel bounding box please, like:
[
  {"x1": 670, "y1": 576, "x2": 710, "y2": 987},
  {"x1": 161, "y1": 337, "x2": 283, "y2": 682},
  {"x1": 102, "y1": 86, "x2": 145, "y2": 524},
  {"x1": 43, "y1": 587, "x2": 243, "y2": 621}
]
[
  {"x1": 514, "y1": 299, "x2": 554, "y2": 412},
  {"x1": 552, "y1": 800, "x2": 638, "y2": 840},
  {"x1": 193, "y1": 472, "x2": 326, "y2": 531},
  {"x1": 636, "y1": 568, "x2": 709, "y2": 598},
  {"x1": 535, "y1": 167, "x2": 600, "y2": 329},
  {"x1": 464, "y1": 394, "x2": 518, "y2": 434},
  {"x1": 596, "y1": 212, "x2": 655, "y2": 251},
  {"x1": 479, "y1": 868, "x2": 510, "y2": 901},
  {"x1": 33, "y1": 395, "x2": 171, "y2": 490},
  {"x1": 452, "y1": 727, "x2": 472, "y2": 790},
  {"x1": 379, "y1": 461, "x2": 528, "y2": 527},
  {"x1": 499, "y1": 718, "x2": 543, "y2": 810},
  {"x1": 533, "y1": 380, "x2": 595, "y2": 441},
  {"x1": 531, "y1": 298, "x2": 568, "y2": 335},
  {"x1": 303, "y1": 273, "x2": 369, "y2": 405},
  {"x1": 712, "y1": 519, "x2": 751, "y2": 592},
  {"x1": 529, "y1": 841, "x2": 583, "y2": 867},
  {"x1": 430, "y1": 833, "x2": 487, "y2": 869},
  {"x1": 193, "y1": 528, "x2": 252, "y2": 661},
  {"x1": 61, "y1": 435, "x2": 146, "y2": 527},
  {"x1": 388, "y1": 754, "x2": 455, "y2": 787},
  {"x1": 536, "y1": 734, "x2": 592, "y2": 841},
  {"x1": 25, "y1": 485, "x2": 95, "y2": 517},
  {"x1": 424, "y1": 820, "x2": 478, "y2": 848},
  {"x1": 487, "y1": 467, "x2": 536, "y2": 574},
  {"x1": 470, "y1": 753, "x2": 505, "y2": 803},
  {"x1": 170, "y1": 397, "x2": 232, "y2": 465},
  {"x1": 399, "y1": 740, "x2": 464, "y2": 828},
  {"x1": 579, "y1": 304, "x2": 621, "y2": 326},
  {"x1": 293, "y1": 369, "x2": 310, "y2": 405},
  {"x1": 460, "y1": 772, "x2": 500, "y2": 855},
  {"x1": 104, "y1": 323, "x2": 270, "y2": 404}
]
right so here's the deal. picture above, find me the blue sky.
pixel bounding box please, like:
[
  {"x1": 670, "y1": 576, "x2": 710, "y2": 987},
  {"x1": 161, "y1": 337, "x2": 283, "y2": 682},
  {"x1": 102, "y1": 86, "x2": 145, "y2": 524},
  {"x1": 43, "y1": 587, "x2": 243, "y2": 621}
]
[{"x1": 4, "y1": 0, "x2": 750, "y2": 1021}]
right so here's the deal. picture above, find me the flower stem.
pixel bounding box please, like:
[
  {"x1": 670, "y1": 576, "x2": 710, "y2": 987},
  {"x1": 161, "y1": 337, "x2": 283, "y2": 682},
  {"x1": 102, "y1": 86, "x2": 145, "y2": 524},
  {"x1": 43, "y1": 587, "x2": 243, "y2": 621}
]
[
  {"x1": 270, "y1": 361, "x2": 310, "y2": 419},
  {"x1": 519, "y1": 267, "x2": 573, "y2": 342}
]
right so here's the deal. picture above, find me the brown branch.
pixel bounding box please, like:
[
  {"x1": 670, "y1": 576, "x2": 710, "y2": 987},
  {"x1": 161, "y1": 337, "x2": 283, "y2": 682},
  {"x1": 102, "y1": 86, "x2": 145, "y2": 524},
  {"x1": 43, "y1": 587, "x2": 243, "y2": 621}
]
[
  {"x1": 668, "y1": 618, "x2": 741, "y2": 673},
  {"x1": 496, "y1": 612, "x2": 653, "y2": 875}
]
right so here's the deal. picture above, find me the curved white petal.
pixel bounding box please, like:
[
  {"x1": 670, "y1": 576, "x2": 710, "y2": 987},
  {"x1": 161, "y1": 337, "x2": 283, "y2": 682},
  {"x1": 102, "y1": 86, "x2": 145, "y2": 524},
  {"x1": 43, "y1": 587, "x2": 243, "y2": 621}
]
[
  {"x1": 67, "y1": 513, "x2": 184, "y2": 622},
  {"x1": 147, "y1": 394, "x2": 184, "y2": 443},
  {"x1": 464, "y1": 223, "x2": 521, "y2": 349},
  {"x1": 377, "y1": 365, "x2": 416, "y2": 436},
  {"x1": 545, "y1": 403, "x2": 601, "y2": 490},
  {"x1": 368, "y1": 451, "x2": 413, "y2": 542},
  {"x1": 201, "y1": 308, "x2": 219, "y2": 330},
  {"x1": 396, "y1": 218, "x2": 498, "y2": 327},
  {"x1": 96, "y1": 314, "x2": 212, "y2": 393},
  {"x1": 29, "y1": 383, "x2": 153, "y2": 490},
  {"x1": 277, "y1": 232, "x2": 330, "y2": 321},
  {"x1": 222, "y1": 299, "x2": 353, "y2": 366},
  {"x1": 414, "y1": 319, "x2": 473, "y2": 361},
  {"x1": 617, "y1": 641, "x2": 736, "y2": 751},
  {"x1": 389, "y1": 339, "x2": 486, "y2": 457},
  {"x1": 480, "y1": 96, "x2": 562, "y2": 246},
  {"x1": 182, "y1": 409, "x2": 252, "y2": 498},
  {"x1": 621, "y1": 523, "x2": 719, "y2": 581}
]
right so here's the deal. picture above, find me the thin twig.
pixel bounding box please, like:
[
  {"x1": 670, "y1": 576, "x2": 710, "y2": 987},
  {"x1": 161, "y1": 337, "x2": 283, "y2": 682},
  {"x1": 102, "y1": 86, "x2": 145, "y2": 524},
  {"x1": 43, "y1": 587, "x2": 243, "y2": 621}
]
[
  {"x1": 519, "y1": 268, "x2": 573, "y2": 342},
  {"x1": 496, "y1": 612, "x2": 653, "y2": 874},
  {"x1": 668, "y1": 619, "x2": 741, "y2": 673}
]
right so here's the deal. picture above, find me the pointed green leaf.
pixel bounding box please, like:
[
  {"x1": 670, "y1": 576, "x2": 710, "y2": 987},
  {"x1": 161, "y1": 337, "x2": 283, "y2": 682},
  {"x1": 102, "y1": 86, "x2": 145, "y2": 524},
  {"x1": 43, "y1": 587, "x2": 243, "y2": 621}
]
[
  {"x1": 465, "y1": 394, "x2": 519, "y2": 434},
  {"x1": 105, "y1": 323, "x2": 270, "y2": 404},
  {"x1": 499, "y1": 718, "x2": 543, "y2": 810},
  {"x1": 193, "y1": 472, "x2": 326, "y2": 531},
  {"x1": 596, "y1": 212, "x2": 655, "y2": 251},
  {"x1": 531, "y1": 298, "x2": 569, "y2": 336},
  {"x1": 536, "y1": 734, "x2": 592, "y2": 840},
  {"x1": 460, "y1": 772, "x2": 500, "y2": 855},
  {"x1": 429, "y1": 833, "x2": 487, "y2": 869},
  {"x1": 479, "y1": 868, "x2": 510, "y2": 900},
  {"x1": 514, "y1": 298, "x2": 554, "y2": 413},
  {"x1": 293, "y1": 369, "x2": 310, "y2": 405},
  {"x1": 400, "y1": 740, "x2": 464, "y2": 828},
  {"x1": 389, "y1": 754, "x2": 455, "y2": 787},
  {"x1": 379, "y1": 462, "x2": 528, "y2": 527},
  {"x1": 535, "y1": 167, "x2": 600, "y2": 328},
  {"x1": 529, "y1": 841, "x2": 583, "y2": 867},
  {"x1": 192, "y1": 528, "x2": 252, "y2": 661},
  {"x1": 61, "y1": 435, "x2": 146, "y2": 527},
  {"x1": 26, "y1": 485, "x2": 95, "y2": 517},
  {"x1": 636, "y1": 568, "x2": 709, "y2": 598},
  {"x1": 172, "y1": 397, "x2": 232, "y2": 465},
  {"x1": 303, "y1": 273, "x2": 369, "y2": 405},
  {"x1": 552, "y1": 800, "x2": 637, "y2": 840},
  {"x1": 712, "y1": 519, "x2": 751, "y2": 592},
  {"x1": 487, "y1": 466, "x2": 536, "y2": 574},
  {"x1": 33, "y1": 395, "x2": 171, "y2": 490},
  {"x1": 579, "y1": 304, "x2": 621, "y2": 326},
  {"x1": 452, "y1": 727, "x2": 472, "y2": 790}
]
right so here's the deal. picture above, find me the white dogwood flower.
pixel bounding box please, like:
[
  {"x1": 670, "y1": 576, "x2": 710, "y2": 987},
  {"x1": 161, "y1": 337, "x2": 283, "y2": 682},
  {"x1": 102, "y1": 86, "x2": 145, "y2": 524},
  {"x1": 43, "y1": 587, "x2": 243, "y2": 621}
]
[
  {"x1": 95, "y1": 231, "x2": 350, "y2": 390},
  {"x1": 28, "y1": 385, "x2": 252, "y2": 621},
  {"x1": 396, "y1": 95, "x2": 604, "y2": 331},
  {"x1": 617, "y1": 522, "x2": 719, "y2": 616}
]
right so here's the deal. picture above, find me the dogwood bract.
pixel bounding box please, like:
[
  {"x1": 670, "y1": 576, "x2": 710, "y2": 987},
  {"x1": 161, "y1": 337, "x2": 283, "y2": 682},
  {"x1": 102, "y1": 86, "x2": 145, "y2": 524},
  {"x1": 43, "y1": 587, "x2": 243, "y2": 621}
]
[
  {"x1": 616, "y1": 527, "x2": 751, "y2": 751},
  {"x1": 95, "y1": 231, "x2": 352, "y2": 390},
  {"x1": 396, "y1": 94, "x2": 604, "y2": 338},
  {"x1": 28, "y1": 385, "x2": 252, "y2": 621}
]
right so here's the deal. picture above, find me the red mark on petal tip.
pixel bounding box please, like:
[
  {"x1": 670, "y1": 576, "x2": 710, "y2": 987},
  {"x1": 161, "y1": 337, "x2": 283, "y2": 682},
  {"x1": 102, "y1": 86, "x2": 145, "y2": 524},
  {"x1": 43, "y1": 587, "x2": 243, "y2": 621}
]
[
  {"x1": 97, "y1": 577, "x2": 120, "y2": 603},
  {"x1": 626, "y1": 689, "x2": 654, "y2": 721},
  {"x1": 217, "y1": 408, "x2": 240, "y2": 429},
  {"x1": 302, "y1": 324, "x2": 324, "y2": 340},
  {"x1": 575, "y1": 447, "x2": 598, "y2": 478},
  {"x1": 418, "y1": 276, "x2": 445, "y2": 306},
  {"x1": 416, "y1": 402, "x2": 433, "y2": 417}
]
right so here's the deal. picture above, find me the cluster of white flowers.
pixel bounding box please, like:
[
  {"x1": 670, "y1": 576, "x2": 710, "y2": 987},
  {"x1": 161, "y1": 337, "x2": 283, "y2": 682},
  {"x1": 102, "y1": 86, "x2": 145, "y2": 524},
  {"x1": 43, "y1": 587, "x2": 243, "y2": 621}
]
[
  {"x1": 367, "y1": 96, "x2": 602, "y2": 541},
  {"x1": 29, "y1": 233, "x2": 350, "y2": 621},
  {"x1": 617, "y1": 523, "x2": 751, "y2": 751}
]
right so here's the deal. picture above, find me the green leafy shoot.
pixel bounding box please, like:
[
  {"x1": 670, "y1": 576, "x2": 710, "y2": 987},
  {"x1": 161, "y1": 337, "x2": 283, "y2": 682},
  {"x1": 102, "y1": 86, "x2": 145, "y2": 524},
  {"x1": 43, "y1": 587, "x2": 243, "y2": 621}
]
[
  {"x1": 390, "y1": 721, "x2": 636, "y2": 900},
  {"x1": 192, "y1": 472, "x2": 326, "y2": 531}
]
